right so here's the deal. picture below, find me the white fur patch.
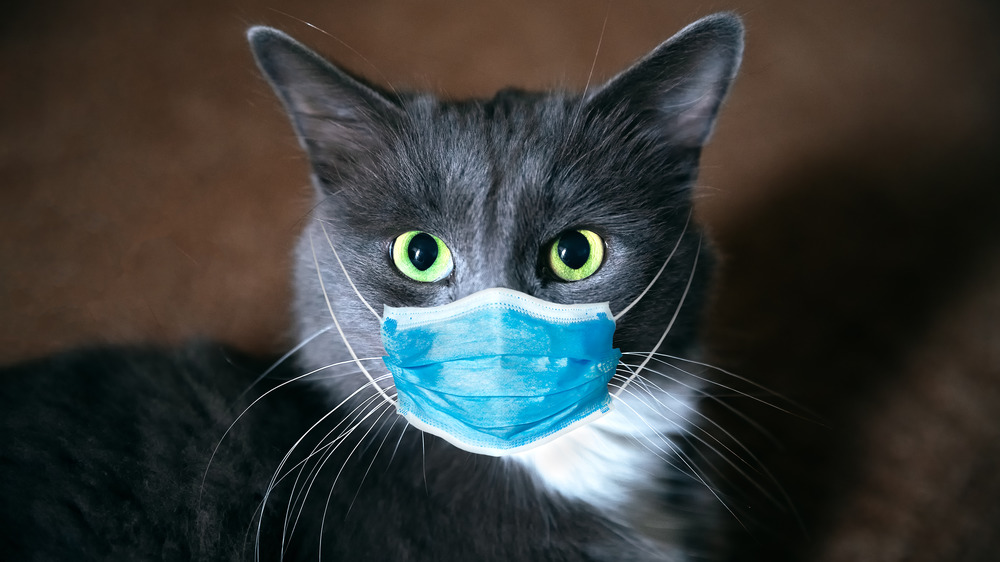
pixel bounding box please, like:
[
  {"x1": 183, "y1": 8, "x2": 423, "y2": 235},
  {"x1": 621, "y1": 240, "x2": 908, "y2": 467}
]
[{"x1": 508, "y1": 382, "x2": 700, "y2": 541}]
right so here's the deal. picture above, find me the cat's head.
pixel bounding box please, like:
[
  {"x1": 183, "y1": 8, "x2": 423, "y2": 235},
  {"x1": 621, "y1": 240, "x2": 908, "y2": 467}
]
[{"x1": 248, "y1": 14, "x2": 742, "y2": 442}]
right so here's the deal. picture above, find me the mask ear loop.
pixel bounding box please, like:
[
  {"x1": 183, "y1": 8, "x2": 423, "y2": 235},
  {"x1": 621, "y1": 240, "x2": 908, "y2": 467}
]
[
  {"x1": 613, "y1": 209, "x2": 691, "y2": 322},
  {"x1": 613, "y1": 222, "x2": 701, "y2": 398},
  {"x1": 310, "y1": 227, "x2": 397, "y2": 408}
]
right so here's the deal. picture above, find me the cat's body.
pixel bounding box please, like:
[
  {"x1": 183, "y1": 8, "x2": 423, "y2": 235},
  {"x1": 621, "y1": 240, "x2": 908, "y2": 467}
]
[
  {"x1": 0, "y1": 14, "x2": 743, "y2": 561},
  {"x1": 0, "y1": 344, "x2": 318, "y2": 559},
  {"x1": 0, "y1": 343, "x2": 699, "y2": 560}
]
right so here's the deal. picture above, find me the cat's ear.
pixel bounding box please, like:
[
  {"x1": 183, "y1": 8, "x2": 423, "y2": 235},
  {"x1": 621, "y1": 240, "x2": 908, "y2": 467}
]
[
  {"x1": 585, "y1": 13, "x2": 743, "y2": 149},
  {"x1": 247, "y1": 27, "x2": 402, "y2": 175}
]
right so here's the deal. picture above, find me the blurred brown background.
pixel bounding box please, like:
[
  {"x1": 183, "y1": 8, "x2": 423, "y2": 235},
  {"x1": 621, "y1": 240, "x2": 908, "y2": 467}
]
[{"x1": 2, "y1": 1, "x2": 999, "y2": 561}]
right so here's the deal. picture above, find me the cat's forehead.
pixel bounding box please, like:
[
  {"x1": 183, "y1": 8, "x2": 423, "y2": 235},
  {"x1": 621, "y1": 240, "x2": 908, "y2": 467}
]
[
  {"x1": 329, "y1": 92, "x2": 673, "y2": 244},
  {"x1": 388, "y1": 91, "x2": 628, "y2": 202},
  {"x1": 375, "y1": 96, "x2": 587, "y2": 226},
  {"x1": 399, "y1": 90, "x2": 575, "y2": 172}
]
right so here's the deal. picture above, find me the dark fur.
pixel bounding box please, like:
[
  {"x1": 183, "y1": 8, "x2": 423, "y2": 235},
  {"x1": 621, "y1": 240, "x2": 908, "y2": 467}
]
[
  {"x1": 0, "y1": 14, "x2": 742, "y2": 560},
  {"x1": 0, "y1": 345, "x2": 326, "y2": 559}
]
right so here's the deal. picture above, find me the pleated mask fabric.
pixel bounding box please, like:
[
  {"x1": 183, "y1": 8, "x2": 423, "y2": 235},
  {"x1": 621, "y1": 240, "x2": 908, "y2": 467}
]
[{"x1": 381, "y1": 288, "x2": 621, "y2": 456}]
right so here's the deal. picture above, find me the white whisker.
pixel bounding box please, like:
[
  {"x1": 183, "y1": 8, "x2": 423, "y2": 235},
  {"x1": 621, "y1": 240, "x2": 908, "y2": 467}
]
[
  {"x1": 319, "y1": 220, "x2": 381, "y2": 321},
  {"x1": 238, "y1": 323, "x2": 335, "y2": 401},
  {"x1": 202, "y1": 358, "x2": 377, "y2": 506},
  {"x1": 345, "y1": 411, "x2": 401, "y2": 516},
  {"x1": 309, "y1": 232, "x2": 396, "y2": 408},
  {"x1": 615, "y1": 362, "x2": 799, "y2": 516},
  {"x1": 605, "y1": 384, "x2": 698, "y2": 478},
  {"x1": 317, "y1": 400, "x2": 397, "y2": 562},
  {"x1": 617, "y1": 359, "x2": 784, "y2": 467},
  {"x1": 280, "y1": 377, "x2": 396, "y2": 550},
  {"x1": 624, "y1": 355, "x2": 803, "y2": 427},
  {"x1": 421, "y1": 432, "x2": 428, "y2": 494},
  {"x1": 612, "y1": 369, "x2": 769, "y2": 493},
  {"x1": 254, "y1": 375, "x2": 396, "y2": 558},
  {"x1": 574, "y1": 0, "x2": 609, "y2": 124},
  {"x1": 385, "y1": 422, "x2": 411, "y2": 473},
  {"x1": 621, "y1": 351, "x2": 816, "y2": 420},
  {"x1": 264, "y1": 8, "x2": 402, "y2": 99},
  {"x1": 613, "y1": 209, "x2": 691, "y2": 321},
  {"x1": 607, "y1": 382, "x2": 744, "y2": 528},
  {"x1": 615, "y1": 235, "x2": 701, "y2": 397},
  {"x1": 615, "y1": 363, "x2": 756, "y2": 465},
  {"x1": 612, "y1": 366, "x2": 690, "y2": 432}
]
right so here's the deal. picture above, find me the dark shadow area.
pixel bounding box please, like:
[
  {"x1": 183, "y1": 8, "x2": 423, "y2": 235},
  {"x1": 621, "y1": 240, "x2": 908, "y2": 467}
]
[{"x1": 703, "y1": 130, "x2": 1000, "y2": 561}]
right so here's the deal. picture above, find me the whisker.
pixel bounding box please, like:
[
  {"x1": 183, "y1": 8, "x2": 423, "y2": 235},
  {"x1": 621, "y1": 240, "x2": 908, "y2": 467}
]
[
  {"x1": 607, "y1": 382, "x2": 745, "y2": 529},
  {"x1": 613, "y1": 209, "x2": 691, "y2": 321},
  {"x1": 280, "y1": 376, "x2": 395, "y2": 548},
  {"x1": 615, "y1": 235, "x2": 702, "y2": 397},
  {"x1": 317, "y1": 400, "x2": 397, "y2": 561},
  {"x1": 237, "y1": 323, "x2": 335, "y2": 401},
  {"x1": 309, "y1": 232, "x2": 396, "y2": 408},
  {"x1": 615, "y1": 363, "x2": 756, "y2": 463},
  {"x1": 617, "y1": 359, "x2": 778, "y2": 447},
  {"x1": 614, "y1": 363, "x2": 801, "y2": 516},
  {"x1": 289, "y1": 378, "x2": 394, "y2": 492},
  {"x1": 623, "y1": 355, "x2": 807, "y2": 431},
  {"x1": 621, "y1": 351, "x2": 817, "y2": 420},
  {"x1": 319, "y1": 220, "x2": 381, "y2": 321},
  {"x1": 604, "y1": 386, "x2": 747, "y2": 525},
  {"x1": 345, "y1": 410, "x2": 401, "y2": 516},
  {"x1": 266, "y1": 357, "x2": 384, "y2": 383},
  {"x1": 421, "y1": 432, "x2": 428, "y2": 495},
  {"x1": 385, "y1": 422, "x2": 411, "y2": 474},
  {"x1": 612, "y1": 364, "x2": 750, "y2": 465},
  {"x1": 573, "y1": 0, "x2": 610, "y2": 125},
  {"x1": 605, "y1": 383, "x2": 695, "y2": 476},
  {"x1": 613, "y1": 367, "x2": 691, "y2": 429},
  {"x1": 253, "y1": 375, "x2": 395, "y2": 557},
  {"x1": 264, "y1": 8, "x2": 402, "y2": 99},
  {"x1": 279, "y1": 388, "x2": 397, "y2": 556},
  {"x1": 201, "y1": 358, "x2": 378, "y2": 505},
  {"x1": 611, "y1": 373, "x2": 783, "y2": 505}
]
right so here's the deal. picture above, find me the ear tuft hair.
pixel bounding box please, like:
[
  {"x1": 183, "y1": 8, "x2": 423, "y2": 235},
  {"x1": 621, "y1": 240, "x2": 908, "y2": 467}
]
[
  {"x1": 586, "y1": 13, "x2": 744, "y2": 148},
  {"x1": 247, "y1": 26, "x2": 402, "y2": 177}
]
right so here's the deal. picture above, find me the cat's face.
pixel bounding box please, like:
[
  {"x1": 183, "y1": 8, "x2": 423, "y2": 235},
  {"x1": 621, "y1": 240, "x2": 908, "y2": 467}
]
[{"x1": 248, "y1": 15, "x2": 742, "y2": 446}]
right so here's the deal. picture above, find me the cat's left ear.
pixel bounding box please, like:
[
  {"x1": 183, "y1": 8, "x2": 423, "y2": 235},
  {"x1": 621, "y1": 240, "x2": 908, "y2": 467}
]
[
  {"x1": 586, "y1": 13, "x2": 744, "y2": 148},
  {"x1": 246, "y1": 26, "x2": 403, "y2": 179}
]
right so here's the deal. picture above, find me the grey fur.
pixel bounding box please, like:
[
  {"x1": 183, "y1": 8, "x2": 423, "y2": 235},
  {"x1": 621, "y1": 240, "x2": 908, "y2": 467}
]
[{"x1": 0, "y1": 13, "x2": 742, "y2": 561}]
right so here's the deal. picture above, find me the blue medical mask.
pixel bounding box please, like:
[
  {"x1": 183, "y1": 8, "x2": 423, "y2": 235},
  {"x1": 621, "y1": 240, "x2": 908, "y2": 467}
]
[{"x1": 381, "y1": 288, "x2": 621, "y2": 456}]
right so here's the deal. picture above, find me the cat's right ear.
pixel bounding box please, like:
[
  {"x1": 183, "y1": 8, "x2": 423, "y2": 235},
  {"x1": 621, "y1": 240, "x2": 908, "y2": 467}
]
[
  {"x1": 584, "y1": 13, "x2": 744, "y2": 150},
  {"x1": 247, "y1": 27, "x2": 402, "y2": 179}
]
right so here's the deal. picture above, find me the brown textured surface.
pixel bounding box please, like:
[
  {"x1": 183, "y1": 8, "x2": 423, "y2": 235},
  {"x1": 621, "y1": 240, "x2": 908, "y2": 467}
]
[
  {"x1": 704, "y1": 137, "x2": 1000, "y2": 560},
  {"x1": 809, "y1": 269, "x2": 1000, "y2": 561},
  {"x1": 2, "y1": 1, "x2": 999, "y2": 560}
]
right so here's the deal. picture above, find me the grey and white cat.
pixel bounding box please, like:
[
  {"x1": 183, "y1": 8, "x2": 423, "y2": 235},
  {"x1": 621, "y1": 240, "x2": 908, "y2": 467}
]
[{"x1": 0, "y1": 13, "x2": 742, "y2": 561}]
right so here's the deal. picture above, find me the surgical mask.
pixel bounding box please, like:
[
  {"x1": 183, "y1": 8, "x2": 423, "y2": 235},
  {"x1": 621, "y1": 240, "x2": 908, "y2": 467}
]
[{"x1": 381, "y1": 288, "x2": 621, "y2": 456}]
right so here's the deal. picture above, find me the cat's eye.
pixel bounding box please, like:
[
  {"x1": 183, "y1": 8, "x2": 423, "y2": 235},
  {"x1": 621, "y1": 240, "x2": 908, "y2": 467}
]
[
  {"x1": 548, "y1": 229, "x2": 604, "y2": 281},
  {"x1": 391, "y1": 231, "x2": 453, "y2": 282}
]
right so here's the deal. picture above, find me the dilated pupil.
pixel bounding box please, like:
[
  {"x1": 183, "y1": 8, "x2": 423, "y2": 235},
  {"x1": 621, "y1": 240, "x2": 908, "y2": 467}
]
[
  {"x1": 557, "y1": 231, "x2": 590, "y2": 269},
  {"x1": 407, "y1": 232, "x2": 439, "y2": 271}
]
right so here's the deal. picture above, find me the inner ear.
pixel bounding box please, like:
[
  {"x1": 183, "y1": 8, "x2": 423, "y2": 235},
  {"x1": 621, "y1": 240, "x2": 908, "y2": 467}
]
[
  {"x1": 585, "y1": 13, "x2": 744, "y2": 149},
  {"x1": 247, "y1": 27, "x2": 403, "y2": 177}
]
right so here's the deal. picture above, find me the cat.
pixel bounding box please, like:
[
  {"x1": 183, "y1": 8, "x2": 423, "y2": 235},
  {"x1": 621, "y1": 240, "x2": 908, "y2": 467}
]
[{"x1": 0, "y1": 12, "x2": 743, "y2": 561}]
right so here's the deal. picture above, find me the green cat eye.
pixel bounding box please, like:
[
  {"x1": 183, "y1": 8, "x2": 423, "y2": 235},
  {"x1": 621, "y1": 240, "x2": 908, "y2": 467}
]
[
  {"x1": 548, "y1": 229, "x2": 604, "y2": 281},
  {"x1": 391, "y1": 231, "x2": 453, "y2": 282}
]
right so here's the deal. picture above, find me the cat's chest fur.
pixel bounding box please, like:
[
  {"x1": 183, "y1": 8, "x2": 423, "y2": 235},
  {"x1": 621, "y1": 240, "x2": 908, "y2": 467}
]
[{"x1": 512, "y1": 380, "x2": 701, "y2": 546}]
